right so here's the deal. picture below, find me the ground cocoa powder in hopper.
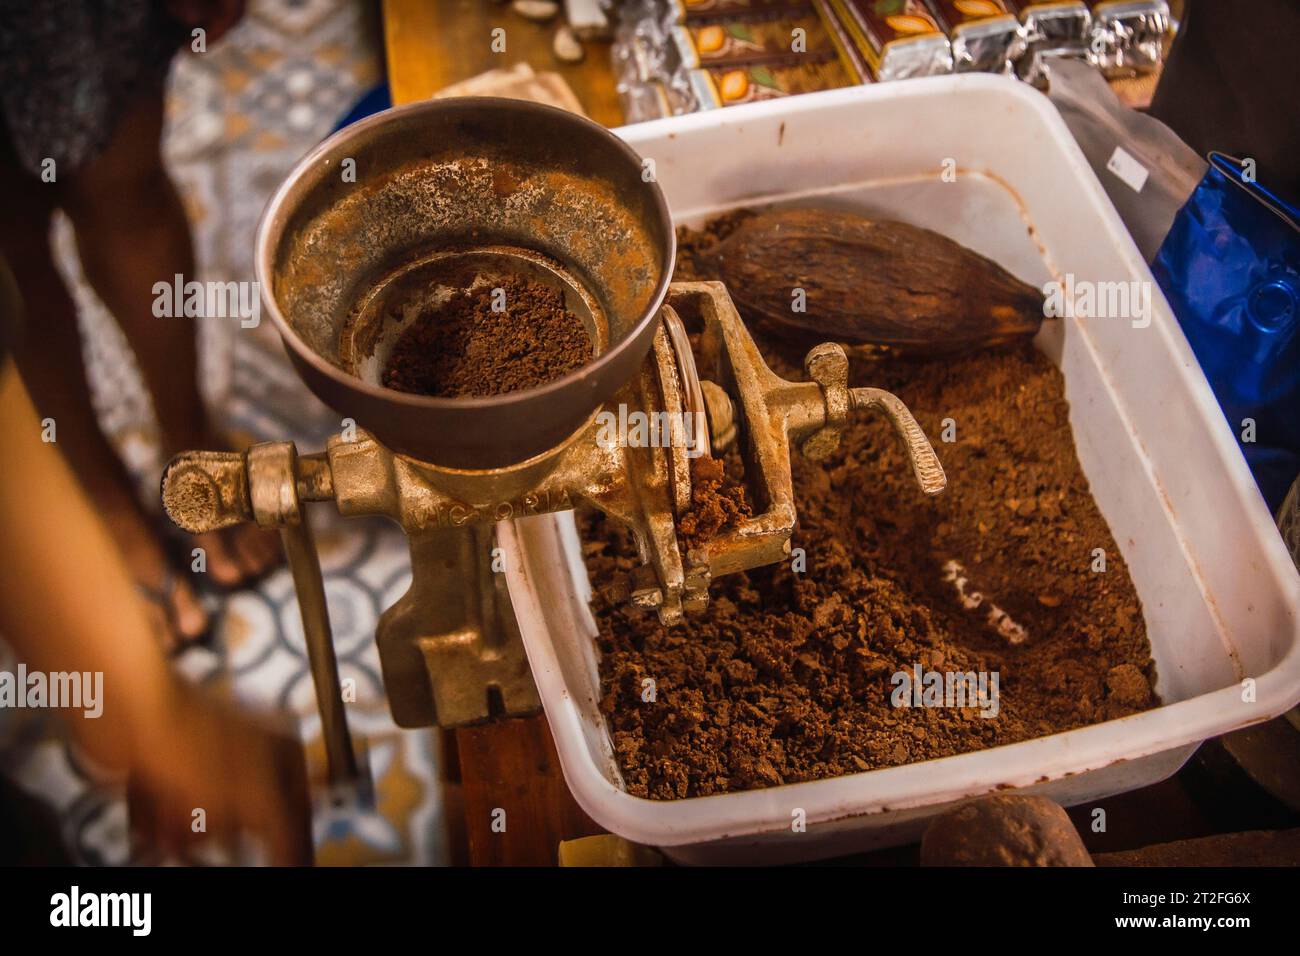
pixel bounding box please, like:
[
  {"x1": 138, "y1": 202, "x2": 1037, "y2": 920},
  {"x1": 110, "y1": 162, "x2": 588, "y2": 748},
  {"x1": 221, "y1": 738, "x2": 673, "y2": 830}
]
[
  {"x1": 383, "y1": 274, "x2": 592, "y2": 397},
  {"x1": 584, "y1": 212, "x2": 1158, "y2": 801}
]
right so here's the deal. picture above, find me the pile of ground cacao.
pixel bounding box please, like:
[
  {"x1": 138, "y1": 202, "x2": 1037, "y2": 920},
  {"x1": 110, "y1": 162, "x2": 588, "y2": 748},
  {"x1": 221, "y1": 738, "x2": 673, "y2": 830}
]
[
  {"x1": 676, "y1": 455, "x2": 752, "y2": 553},
  {"x1": 585, "y1": 213, "x2": 1157, "y2": 800},
  {"x1": 382, "y1": 275, "x2": 591, "y2": 397}
]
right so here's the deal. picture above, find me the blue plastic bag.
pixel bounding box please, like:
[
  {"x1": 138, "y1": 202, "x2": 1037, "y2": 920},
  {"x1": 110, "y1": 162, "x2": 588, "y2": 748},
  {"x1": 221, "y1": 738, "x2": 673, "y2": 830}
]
[{"x1": 1151, "y1": 152, "x2": 1300, "y2": 513}]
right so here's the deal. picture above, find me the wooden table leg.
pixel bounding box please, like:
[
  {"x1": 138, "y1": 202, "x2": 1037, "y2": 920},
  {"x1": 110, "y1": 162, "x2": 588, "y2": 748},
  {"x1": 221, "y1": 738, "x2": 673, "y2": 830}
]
[
  {"x1": 437, "y1": 729, "x2": 471, "y2": 866},
  {"x1": 453, "y1": 712, "x2": 603, "y2": 866}
]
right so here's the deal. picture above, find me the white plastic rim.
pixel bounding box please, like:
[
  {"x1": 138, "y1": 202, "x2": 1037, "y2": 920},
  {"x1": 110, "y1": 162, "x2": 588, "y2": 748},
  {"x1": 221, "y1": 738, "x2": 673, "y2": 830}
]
[{"x1": 501, "y1": 75, "x2": 1300, "y2": 858}]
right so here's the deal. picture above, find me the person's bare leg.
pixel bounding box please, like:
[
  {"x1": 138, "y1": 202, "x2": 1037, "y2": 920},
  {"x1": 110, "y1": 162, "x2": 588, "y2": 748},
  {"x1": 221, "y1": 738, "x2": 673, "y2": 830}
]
[
  {"x1": 59, "y1": 88, "x2": 280, "y2": 586},
  {"x1": 1, "y1": 179, "x2": 208, "y2": 649}
]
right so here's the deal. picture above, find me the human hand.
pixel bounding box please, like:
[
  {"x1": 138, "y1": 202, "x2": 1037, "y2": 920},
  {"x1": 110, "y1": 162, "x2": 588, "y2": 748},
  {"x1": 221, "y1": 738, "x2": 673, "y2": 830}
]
[{"x1": 126, "y1": 684, "x2": 314, "y2": 865}]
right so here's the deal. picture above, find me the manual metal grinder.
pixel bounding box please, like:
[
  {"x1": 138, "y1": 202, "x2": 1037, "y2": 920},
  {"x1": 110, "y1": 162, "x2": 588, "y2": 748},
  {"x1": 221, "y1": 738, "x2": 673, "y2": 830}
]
[{"x1": 160, "y1": 99, "x2": 946, "y2": 788}]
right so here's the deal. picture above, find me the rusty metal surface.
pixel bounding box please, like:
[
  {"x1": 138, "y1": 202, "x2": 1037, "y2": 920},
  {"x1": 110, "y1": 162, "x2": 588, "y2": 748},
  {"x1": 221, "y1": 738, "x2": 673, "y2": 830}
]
[
  {"x1": 378, "y1": 525, "x2": 541, "y2": 729},
  {"x1": 159, "y1": 450, "x2": 252, "y2": 534},
  {"x1": 669, "y1": 281, "x2": 946, "y2": 585},
  {"x1": 254, "y1": 97, "x2": 674, "y2": 469}
]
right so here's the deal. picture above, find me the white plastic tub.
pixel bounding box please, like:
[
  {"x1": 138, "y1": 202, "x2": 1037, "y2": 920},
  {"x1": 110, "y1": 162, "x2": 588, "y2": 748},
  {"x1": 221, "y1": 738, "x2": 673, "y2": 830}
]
[{"x1": 499, "y1": 75, "x2": 1300, "y2": 865}]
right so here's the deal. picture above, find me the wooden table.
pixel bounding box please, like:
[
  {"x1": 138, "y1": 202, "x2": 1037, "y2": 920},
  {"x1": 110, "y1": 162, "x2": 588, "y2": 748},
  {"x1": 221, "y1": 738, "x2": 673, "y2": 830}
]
[{"x1": 383, "y1": 0, "x2": 623, "y2": 125}]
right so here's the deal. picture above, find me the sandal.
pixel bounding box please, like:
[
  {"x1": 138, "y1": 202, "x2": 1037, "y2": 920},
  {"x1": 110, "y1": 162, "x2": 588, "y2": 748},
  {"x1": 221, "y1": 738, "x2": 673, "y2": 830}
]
[
  {"x1": 135, "y1": 566, "x2": 213, "y2": 655},
  {"x1": 154, "y1": 510, "x2": 282, "y2": 596}
]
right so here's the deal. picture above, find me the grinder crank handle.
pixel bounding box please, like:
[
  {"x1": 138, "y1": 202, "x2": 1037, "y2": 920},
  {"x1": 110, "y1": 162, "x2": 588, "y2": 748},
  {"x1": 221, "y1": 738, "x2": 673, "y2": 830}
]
[
  {"x1": 800, "y1": 341, "x2": 946, "y2": 496},
  {"x1": 849, "y1": 388, "x2": 947, "y2": 496},
  {"x1": 161, "y1": 445, "x2": 363, "y2": 791},
  {"x1": 161, "y1": 450, "x2": 254, "y2": 533},
  {"x1": 161, "y1": 449, "x2": 335, "y2": 533}
]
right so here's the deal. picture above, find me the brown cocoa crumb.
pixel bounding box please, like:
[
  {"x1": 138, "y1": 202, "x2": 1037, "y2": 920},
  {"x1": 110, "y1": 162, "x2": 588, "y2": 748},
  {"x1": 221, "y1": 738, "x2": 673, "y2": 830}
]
[
  {"x1": 584, "y1": 215, "x2": 1157, "y2": 801},
  {"x1": 382, "y1": 275, "x2": 591, "y2": 398},
  {"x1": 677, "y1": 456, "x2": 752, "y2": 552},
  {"x1": 1105, "y1": 663, "x2": 1152, "y2": 710}
]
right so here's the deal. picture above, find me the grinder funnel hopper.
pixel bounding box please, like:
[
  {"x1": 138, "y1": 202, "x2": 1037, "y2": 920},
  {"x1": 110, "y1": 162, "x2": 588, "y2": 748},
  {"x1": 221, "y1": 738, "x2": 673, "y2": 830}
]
[{"x1": 255, "y1": 97, "x2": 675, "y2": 470}]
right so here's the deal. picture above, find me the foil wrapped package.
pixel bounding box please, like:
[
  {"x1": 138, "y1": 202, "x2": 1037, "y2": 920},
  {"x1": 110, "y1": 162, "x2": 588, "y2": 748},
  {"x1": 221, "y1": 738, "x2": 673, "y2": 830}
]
[
  {"x1": 669, "y1": 11, "x2": 838, "y2": 69},
  {"x1": 1016, "y1": 41, "x2": 1092, "y2": 87},
  {"x1": 687, "y1": 54, "x2": 858, "y2": 108},
  {"x1": 620, "y1": 79, "x2": 676, "y2": 122},
  {"x1": 925, "y1": 0, "x2": 1024, "y2": 74},
  {"x1": 616, "y1": 0, "x2": 829, "y2": 115},
  {"x1": 830, "y1": 0, "x2": 953, "y2": 80},
  {"x1": 1008, "y1": 0, "x2": 1094, "y2": 86},
  {"x1": 666, "y1": 0, "x2": 815, "y2": 22},
  {"x1": 613, "y1": 6, "x2": 673, "y2": 88},
  {"x1": 1087, "y1": 0, "x2": 1171, "y2": 77},
  {"x1": 663, "y1": 1, "x2": 869, "y2": 111},
  {"x1": 1008, "y1": 0, "x2": 1091, "y2": 43},
  {"x1": 610, "y1": 0, "x2": 1174, "y2": 120}
]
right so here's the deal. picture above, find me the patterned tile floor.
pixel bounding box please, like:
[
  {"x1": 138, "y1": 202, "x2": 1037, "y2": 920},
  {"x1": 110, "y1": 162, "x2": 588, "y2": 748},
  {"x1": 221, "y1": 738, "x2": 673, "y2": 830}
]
[{"x1": 0, "y1": 0, "x2": 450, "y2": 866}]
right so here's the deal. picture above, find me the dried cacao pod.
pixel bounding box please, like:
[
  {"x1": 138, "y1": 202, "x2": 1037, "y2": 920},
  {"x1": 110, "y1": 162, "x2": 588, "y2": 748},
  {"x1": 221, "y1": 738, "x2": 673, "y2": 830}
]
[{"x1": 705, "y1": 208, "x2": 1045, "y2": 354}]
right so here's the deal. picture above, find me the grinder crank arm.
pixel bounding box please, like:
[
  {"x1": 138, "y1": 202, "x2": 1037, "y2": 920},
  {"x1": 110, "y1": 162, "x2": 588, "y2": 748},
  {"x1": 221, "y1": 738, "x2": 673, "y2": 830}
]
[
  {"x1": 661, "y1": 281, "x2": 945, "y2": 614},
  {"x1": 848, "y1": 387, "x2": 947, "y2": 496},
  {"x1": 161, "y1": 444, "x2": 363, "y2": 792},
  {"x1": 669, "y1": 283, "x2": 945, "y2": 501},
  {"x1": 793, "y1": 341, "x2": 946, "y2": 496}
]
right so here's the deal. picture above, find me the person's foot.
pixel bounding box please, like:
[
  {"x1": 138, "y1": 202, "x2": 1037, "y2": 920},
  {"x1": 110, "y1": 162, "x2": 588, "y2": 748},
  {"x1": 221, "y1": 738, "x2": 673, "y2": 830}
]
[
  {"x1": 192, "y1": 523, "x2": 283, "y2": 589},
  {"x1": 136, "y1": 567, "x2": 209, "y2": 655},
  {"x1": 103, "y1": 501, "x2": 210, "y2": 652},
  {"x1": 114, "y1": 492, "x2": 281, "y2": 653}
]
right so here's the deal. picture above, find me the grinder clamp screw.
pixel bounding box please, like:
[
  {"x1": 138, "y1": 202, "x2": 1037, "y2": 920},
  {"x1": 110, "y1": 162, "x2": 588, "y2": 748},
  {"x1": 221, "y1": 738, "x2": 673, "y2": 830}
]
[{"x1": 801, "y1": 342, "x2": 852, "y2": 461}]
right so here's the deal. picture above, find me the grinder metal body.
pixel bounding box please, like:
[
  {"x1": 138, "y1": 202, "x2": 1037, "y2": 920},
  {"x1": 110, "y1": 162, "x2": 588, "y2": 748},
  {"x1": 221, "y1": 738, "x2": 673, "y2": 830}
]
[{"x1": 160, "y1": 99, "x2": 945, "y2": 788}]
